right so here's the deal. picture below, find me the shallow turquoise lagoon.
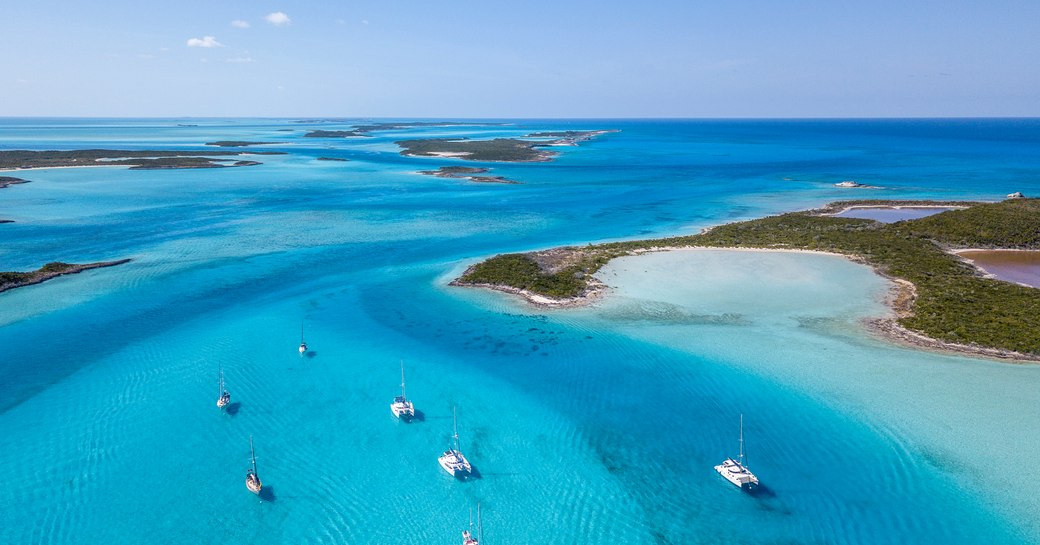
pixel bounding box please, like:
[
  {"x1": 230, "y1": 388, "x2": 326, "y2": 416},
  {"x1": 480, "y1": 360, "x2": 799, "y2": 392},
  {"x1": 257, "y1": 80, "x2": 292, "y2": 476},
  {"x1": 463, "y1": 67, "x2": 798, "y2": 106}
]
[{"x1": 1, "y1": 119, "x2": 1039, "y2": 544}]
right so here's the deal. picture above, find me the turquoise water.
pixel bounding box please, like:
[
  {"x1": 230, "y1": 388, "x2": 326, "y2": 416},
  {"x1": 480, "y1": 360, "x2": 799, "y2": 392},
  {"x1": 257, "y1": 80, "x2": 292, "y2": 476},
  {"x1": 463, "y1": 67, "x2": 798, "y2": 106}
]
[{"x1": 1, "y1": 118, "x2": 1039, "y2": 544}]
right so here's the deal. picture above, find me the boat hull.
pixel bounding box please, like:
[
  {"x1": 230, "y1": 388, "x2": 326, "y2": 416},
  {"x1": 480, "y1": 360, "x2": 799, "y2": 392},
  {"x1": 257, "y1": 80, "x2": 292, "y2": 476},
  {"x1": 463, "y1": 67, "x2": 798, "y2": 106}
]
[
  {"x1": 715, "y1": 459, "x2": 759, "y2": 491},
  {"x1": 246, "y1": 474, "x2": 262, "y2": 494},
  {"x1": 391, "y1": 400, "x2": 415, "y2": 421},
  {"x1": 439, "y1": 451, "x2": 472, "y2": 478}
]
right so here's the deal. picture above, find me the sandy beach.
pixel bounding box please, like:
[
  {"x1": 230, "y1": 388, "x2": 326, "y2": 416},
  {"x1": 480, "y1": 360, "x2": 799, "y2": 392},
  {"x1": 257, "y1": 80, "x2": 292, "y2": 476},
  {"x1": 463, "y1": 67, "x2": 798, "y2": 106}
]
[{"x1": 455, "y1": 245, "x2": 1040, "y2": 363}]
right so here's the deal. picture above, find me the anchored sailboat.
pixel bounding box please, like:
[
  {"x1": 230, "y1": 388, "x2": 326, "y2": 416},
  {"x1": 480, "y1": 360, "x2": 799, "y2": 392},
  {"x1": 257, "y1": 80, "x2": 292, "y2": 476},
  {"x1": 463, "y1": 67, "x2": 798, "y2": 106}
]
[
  {"x1": 246, "y1": 435, "x2": 263, "y2": 494},
  {"x1": 438, "y1": 406, "x2": 472, "y2": 478},
  {"x1": 714, "y1": 414, "x2": 759, "y2": 491},
  {"x1": 298, "y1": 323, "x2": 307, "y2": 356},
  {"x1": 462, "y1": 502, "x2": 482, "y2": 545},
  {"x1": 216, "y1": 366, "x2": 231, "y2": 409},
  {"x1": 390, "y1": 361, "x2": 415, "y2": 421}
]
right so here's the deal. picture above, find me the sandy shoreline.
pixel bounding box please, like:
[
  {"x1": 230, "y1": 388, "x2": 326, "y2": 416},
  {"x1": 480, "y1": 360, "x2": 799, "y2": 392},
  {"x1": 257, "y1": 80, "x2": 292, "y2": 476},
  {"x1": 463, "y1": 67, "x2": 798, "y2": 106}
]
[{"x1": 453, "y1": 245, "x2": 1040, "y2": 363}]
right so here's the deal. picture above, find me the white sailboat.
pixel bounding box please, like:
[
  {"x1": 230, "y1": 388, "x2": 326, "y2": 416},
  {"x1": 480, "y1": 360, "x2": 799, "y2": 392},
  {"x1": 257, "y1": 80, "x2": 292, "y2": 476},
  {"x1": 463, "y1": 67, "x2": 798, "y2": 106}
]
[
  {"x1": 390, "y1": 361, "x2": 415, "y2": 421},
  {"x1": 246, "y1": 435, "x2": 263, "y2": 494},
  {"x1": 714, "y1": 414, "x2": 759, "y2": 491},
  {"x1": 216, "y1": 366, "x2": 231, "y2": 409},
  {"x1": 438, "y1": 406, "x2": 473, "y2": 478},
  {"x1": 462, "y1": 502, "x2": 482, "y2": 545},
  {"x1": 298, "y1": 323, "x2": 307, "y2": 356}
]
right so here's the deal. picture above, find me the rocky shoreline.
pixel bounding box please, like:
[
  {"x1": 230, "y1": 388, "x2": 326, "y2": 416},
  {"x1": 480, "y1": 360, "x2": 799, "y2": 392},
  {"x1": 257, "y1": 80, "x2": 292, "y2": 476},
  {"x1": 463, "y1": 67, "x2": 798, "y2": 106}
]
[{"x1": 0, "y1": 259, "x2": 132, "y2": 294}]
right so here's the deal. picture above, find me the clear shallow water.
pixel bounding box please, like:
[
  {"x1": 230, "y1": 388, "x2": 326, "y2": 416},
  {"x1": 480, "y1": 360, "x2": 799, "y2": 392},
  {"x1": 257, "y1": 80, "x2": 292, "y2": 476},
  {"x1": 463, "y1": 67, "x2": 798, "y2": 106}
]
[{"x1": 1, "y1": 118, "x2": 1039, "y2": 544}]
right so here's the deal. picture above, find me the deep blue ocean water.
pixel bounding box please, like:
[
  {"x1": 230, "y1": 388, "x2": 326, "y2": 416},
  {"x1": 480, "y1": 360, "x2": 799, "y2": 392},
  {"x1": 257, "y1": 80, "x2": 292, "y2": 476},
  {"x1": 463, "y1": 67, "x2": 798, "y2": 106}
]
[{"x1": 1, "y1": 118, "x2": 1039, "y2": 544}]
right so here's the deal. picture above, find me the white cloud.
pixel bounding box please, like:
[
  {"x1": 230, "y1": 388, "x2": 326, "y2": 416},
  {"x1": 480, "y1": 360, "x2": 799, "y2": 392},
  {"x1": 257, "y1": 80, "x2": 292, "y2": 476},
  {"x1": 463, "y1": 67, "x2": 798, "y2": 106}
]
[
  {"x1": 265, "y1": 12, "x2": 291, "y2": 25},
  {"x1": 362, "y1": 19, "x2": 370, "y2": 25},
  {"x1": 231, "y1": 20, "x2": 250, "y2": 28},
  {"x1": 226, "y1": 56, "x2": 255, "y2": 63},
  {"x1": 187, "y1": 36, "x2": 223, "y2": 48}
]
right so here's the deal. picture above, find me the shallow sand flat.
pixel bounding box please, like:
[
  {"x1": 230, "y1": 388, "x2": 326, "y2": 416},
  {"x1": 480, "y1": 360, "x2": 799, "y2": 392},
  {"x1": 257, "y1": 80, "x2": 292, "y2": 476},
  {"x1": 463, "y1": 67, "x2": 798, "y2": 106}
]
[{"x1": 574, "y1": 248, "x2": 1040, "y2": 538}]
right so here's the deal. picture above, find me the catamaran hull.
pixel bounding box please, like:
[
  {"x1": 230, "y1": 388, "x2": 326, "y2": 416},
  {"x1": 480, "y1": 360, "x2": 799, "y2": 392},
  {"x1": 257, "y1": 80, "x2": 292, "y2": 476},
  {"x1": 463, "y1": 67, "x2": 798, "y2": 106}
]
[
  {"x1": 439, "y1": 457, "x2": 472, "y2": 479},
  {"x1": 391, "y1": 405, "x2": 415, "y2": 421},
  {"x1": 715, "y1": 460, "x2": 759, "y2": 491}
]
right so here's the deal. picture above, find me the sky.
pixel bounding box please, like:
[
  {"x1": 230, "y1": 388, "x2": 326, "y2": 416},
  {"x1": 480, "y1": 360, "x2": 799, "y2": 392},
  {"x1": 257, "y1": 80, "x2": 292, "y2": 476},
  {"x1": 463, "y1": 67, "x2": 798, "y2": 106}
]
[{"x1": 1, "y1": 0, "x2": 1038, "y2": 117}]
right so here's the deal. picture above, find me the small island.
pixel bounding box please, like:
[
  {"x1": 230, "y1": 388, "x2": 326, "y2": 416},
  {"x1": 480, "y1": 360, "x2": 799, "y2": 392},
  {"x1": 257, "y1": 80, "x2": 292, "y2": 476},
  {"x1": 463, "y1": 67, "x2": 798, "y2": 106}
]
[
  {"x1": 205, "y1": 141, "x2": 283, "y2": 147},
  {"x1": 417, "y1": 166, "x2": 519, "y2": 184},
  {"x1": 0, "y1": 149, "x2": 284, "y2": 171},
  {"x1": 525, "y1": 129, "x2": 619, "y2": 146},
  {"x1": 316, "y1": 157, "x2": 350, "y2": 162},
  {"x1": 303, "y1": 121, "x2": 505, "y2": 139},
  {"x1": 304, "y1": 129, "x2": 368, "y2": 138},
  {"x1": 0, "y1": 259, "x2": 132, "y2": 294},
  {"x1": 396, "y1": 129, "x2": 614, "y2": 162},
  {"x1": 0, "y1": 176, "x2": 30, "y2": 189},
  {"x1": 453, "y1": 198, "x2": 1040, "y2": 361}
]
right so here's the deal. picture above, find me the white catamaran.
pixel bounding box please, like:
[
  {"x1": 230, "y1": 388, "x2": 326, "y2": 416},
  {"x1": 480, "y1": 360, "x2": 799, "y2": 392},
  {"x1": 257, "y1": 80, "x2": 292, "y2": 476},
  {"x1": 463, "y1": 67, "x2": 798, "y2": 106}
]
[
  {"x1": 390, "y1": 361, "x2": 415, "y2": 421},
  {"x1": 462, "y1": 502, "x2": 483, "y2": 545},
  {"x1": 216, "y1": 366, "x2": 231, "y2": 409},
  {"x1": 438, "y1": 406, "x2": 473, "y2": 478},
  {"x1": 246, "y1": 435, "x2": 263, "y2": 494},
  {"x1": 714, "y1": 414, "x2": 759, "y2": 491}
]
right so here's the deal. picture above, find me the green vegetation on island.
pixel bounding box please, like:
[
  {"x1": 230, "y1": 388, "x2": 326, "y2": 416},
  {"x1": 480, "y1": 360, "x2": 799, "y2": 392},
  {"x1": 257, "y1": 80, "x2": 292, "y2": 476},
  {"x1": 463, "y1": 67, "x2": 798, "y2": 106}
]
[
  {"x1": 0, "y1": 176, "x2": 30, "y2": 189},
  {"x1": 304, "y1": 122, "x2": 504, "y2": 139},
  {"x1": 396, "y1": 138, "x2": 555, "y2": 162},
  {"x1": 205, "y1": 141, "x2": 283, "y2": 147},
  {"x1": 455, "y1": 198, "x2": 1040, "y2": 358},
  {"x1": 417, "y1": 166, "x2": 519, "y2": 184},
  {"x1": 0, "y1": 259, "x2": 132, "y2": 294},
  {"x1": 0, "y1": 149, "x2": 284, "y2": 171},
  {"x1": 396, "y1": 129, "x2": 615, "y2": 162},
  {"x1": 304, "y1": 130, "x2": 368, "y2": 138}
]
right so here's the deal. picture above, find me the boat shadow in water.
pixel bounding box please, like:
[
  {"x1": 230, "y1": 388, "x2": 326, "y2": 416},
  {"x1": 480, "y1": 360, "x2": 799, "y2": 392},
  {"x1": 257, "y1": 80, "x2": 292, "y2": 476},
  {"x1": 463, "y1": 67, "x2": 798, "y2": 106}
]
[
  {"x1": 305, "y1": 351, "x2": 318, "y2": 359},
  {"x1": 746, "y1": 484, "x2": 776, "y2": 499},
  {"x1": 409, "y1": 409, "x2": 426, "y2": 423},
  {"x1": 258, "y1": 486, "x2": 277, "y2": 502},
  {"x1": 458, "y1": 467, "x2": 483, "y2": 481},
  {"x1": 224, "y1": 402, "x2": 242, "y2": 416}
]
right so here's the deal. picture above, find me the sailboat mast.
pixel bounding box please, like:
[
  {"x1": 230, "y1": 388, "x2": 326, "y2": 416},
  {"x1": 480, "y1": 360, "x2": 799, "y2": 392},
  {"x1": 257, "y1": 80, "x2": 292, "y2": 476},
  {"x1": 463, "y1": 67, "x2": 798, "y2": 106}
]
[
  {"x1": 738, "y1": 414, "x2": 746, "y2": 466},
  {"x1": 300, "y1": 322, "x2": 305, "y2": 344},
  {"x1": 453, "y1": 406, "x2": 460, "y2": 452},
  {"x1": 218, "y1": 366, "x2": 224, "y2": 394},
  {"x1": 400, "y1": 361, "x2": 406, "y2": 398},
  {"x1": 250, "y1": 435, "x2": 258, "y2": 475},
  {"x1": 477, "y1": 502, "x2": 483, "y2": 543}
]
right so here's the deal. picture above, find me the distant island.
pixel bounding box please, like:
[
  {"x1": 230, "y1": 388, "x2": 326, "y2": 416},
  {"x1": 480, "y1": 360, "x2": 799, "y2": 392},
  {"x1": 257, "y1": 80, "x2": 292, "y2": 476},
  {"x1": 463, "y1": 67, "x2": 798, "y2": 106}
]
[
  {"x1": 0, "y1": 149, "x2": 284, "y2": 171},
  {"x1": 525, "y1": 129, "x2": 619, "y2": 146},
  {"x1": 317, "y1": 157, "x2": 350, "y2": 162},
  {"x1": 396, "y1": 130, "x2": 615, "y2": 162},
  {"x1": 304, "y1": 121, "x2": 504, "y2": 139},
  {"x1": 0, "y1": 259, "x2": 131, "y2": 294},
  {"x1": 417, "y1": 166, "x2": 519, "y2": 184},
  {"x1": 454, "y1": 198, "x2": 1040, "y2": 361},
  {"x1": 205, "y1": 141, "x2": 284, "y2": 147}
]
